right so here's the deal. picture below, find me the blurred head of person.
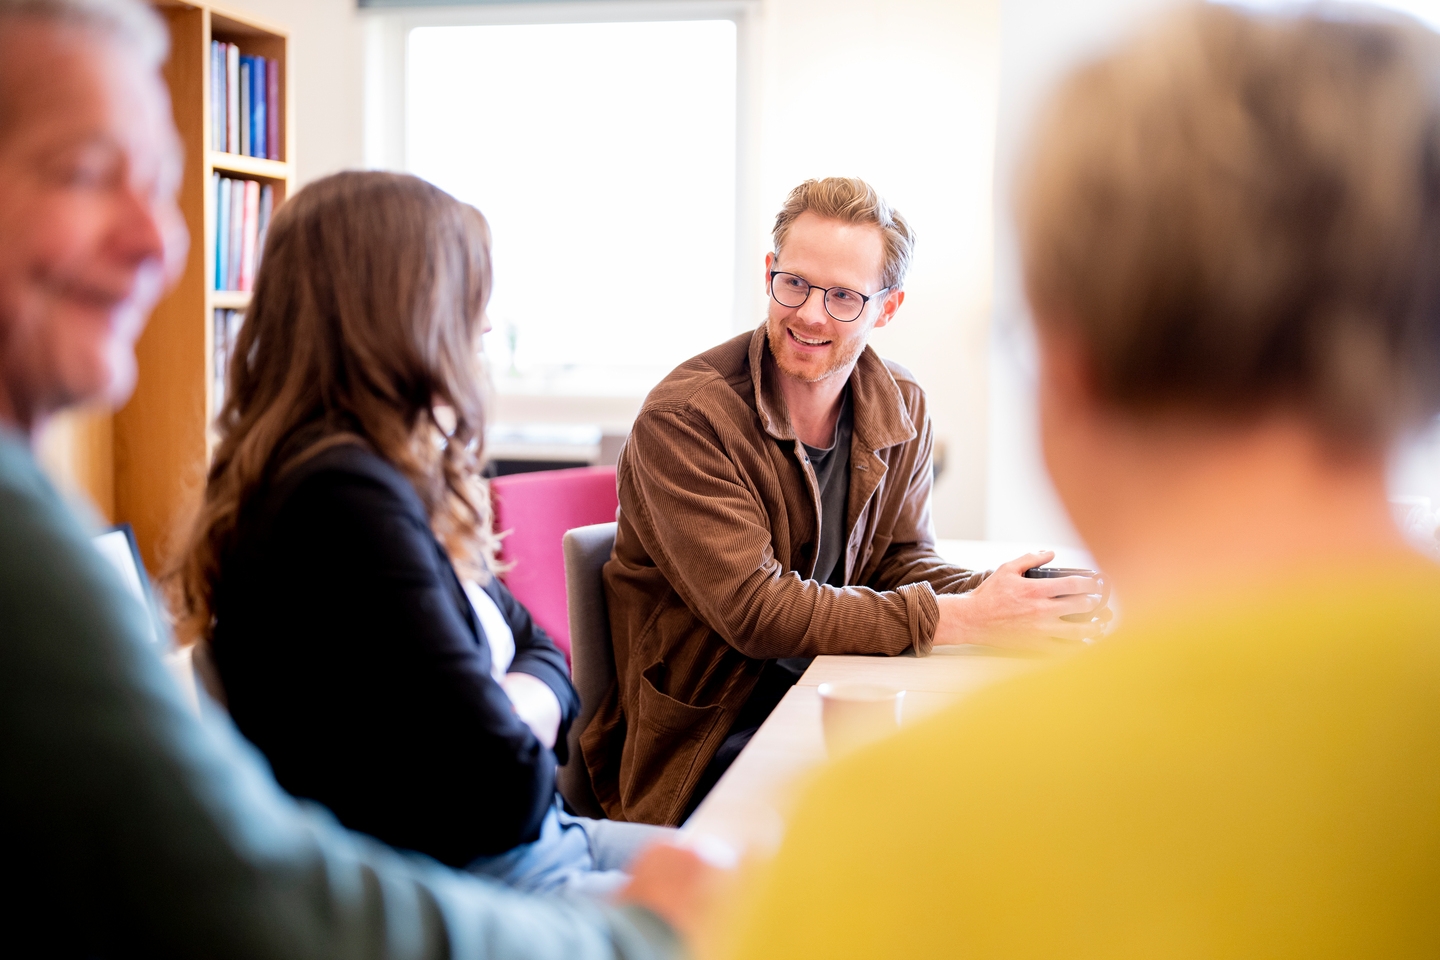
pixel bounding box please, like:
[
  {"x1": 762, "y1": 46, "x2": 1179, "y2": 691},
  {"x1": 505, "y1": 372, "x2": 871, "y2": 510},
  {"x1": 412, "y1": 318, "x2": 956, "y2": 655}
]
[
  {"x1": 1017, "y1": 2, "x2": 1440, "y2": 613},
  {"x1": 174, "y1": 171, "x2": 498, "y2": 642},
  {"x1": 0, "y1": 0, "x2": 186, "y2": 434}
]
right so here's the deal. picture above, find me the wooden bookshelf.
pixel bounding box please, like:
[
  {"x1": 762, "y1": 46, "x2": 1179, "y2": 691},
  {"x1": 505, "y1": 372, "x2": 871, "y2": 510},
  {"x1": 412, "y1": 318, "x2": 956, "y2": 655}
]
[
  {"x1": 212, "y1": 152, "x2": 290, "y2": 180},
  {"x1": 38, "y1": 1, "x2": 293, "y2": 573},
  {"x1": 211, "y1": 289, "x2": 252, "y2": 310}
]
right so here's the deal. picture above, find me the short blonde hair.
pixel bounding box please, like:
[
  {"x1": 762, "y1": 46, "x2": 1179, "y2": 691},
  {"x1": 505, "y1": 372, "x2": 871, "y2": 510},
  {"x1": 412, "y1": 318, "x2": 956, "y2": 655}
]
[
  {"x1": 1019, "y1": 2, "x2": 1440, "y2": 443},
  {"x1": 773, "y1": 177, "x2": 915, "y2": 290}
]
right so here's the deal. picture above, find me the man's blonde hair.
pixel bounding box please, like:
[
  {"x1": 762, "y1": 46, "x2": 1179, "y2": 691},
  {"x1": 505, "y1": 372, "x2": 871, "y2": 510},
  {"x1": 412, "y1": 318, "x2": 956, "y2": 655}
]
[
  {"x1": 772, "y1": 177, "x2": 915, "y2": 291},
  {"x1": 1018, "y1": 2, "x2": 1440, "y2": 443}
]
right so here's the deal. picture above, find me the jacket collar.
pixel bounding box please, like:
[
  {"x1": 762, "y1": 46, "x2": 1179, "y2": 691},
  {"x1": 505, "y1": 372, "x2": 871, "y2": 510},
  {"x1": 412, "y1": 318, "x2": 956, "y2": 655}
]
[{"x1": 746, "y1": 324, "x2": 916, "y2": 454}]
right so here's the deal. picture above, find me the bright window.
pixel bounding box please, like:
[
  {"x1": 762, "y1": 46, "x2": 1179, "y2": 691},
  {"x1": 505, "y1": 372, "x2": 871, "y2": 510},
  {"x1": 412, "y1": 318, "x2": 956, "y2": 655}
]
[{"x1": 405, "y1": 20, "x2": 738, "y2": 395}]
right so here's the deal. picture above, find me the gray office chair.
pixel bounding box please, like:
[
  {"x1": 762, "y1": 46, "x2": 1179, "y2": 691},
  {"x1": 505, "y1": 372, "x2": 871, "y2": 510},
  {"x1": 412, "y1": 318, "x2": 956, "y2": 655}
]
[{"x1": 558, "y1": 521, "x2": 618, "y2": 819}]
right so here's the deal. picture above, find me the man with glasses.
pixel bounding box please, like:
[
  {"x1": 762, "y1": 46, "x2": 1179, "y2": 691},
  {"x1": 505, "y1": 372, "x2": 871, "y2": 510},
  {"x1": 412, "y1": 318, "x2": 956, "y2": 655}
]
[{"x1": 584, "y1": 178, "x2": 1107, "y2": 826}]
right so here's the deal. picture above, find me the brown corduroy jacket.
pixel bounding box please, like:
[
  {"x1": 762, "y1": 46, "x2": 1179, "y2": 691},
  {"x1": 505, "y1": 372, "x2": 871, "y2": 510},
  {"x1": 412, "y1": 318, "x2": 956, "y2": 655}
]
[{"x1": 581, "y1": 327, "x2": 984, "y2": 825}]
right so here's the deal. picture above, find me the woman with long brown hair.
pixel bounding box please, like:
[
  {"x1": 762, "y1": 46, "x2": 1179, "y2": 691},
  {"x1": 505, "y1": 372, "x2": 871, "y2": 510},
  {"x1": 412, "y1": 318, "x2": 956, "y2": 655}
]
[{"x1": 174, "y1": 170, "x2": 668, "y2": 894}]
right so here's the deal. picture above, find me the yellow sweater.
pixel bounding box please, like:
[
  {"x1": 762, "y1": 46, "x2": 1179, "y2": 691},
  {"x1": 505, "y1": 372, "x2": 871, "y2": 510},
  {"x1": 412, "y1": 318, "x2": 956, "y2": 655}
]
[{"x1": 726, "y1": 569, "x2": 1440, "y2": 959}]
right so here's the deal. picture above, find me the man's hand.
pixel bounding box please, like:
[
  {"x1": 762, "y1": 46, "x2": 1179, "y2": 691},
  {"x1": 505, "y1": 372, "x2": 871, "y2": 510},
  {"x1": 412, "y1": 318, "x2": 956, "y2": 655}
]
[
  {"x1": 933, "y1": 550, "x2": 1110, "y2": 650},
  {"x1": 619, "y1": 842, "x2": 728, "y2": 940},
  {"x1": 500, "y1": 672, "x2": 561, "y2": 749}
]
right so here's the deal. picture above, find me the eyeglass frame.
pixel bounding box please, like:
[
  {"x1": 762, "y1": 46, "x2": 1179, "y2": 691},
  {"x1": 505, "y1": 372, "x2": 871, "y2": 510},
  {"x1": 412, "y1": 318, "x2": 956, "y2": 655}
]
[{"x1": 767, "y1": 270, "x2": 893, "y2": 323}]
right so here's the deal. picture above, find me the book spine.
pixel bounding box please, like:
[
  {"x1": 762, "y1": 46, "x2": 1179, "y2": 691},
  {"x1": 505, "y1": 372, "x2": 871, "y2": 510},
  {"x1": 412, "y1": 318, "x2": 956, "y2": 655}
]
[
  {"x1": 227, "y1": 309, "x2": 244, "y2": 366},
  {"x1": 224, "y1": 309, "x2": 243, "y2": 412},
  {"x1": 216, "y1": 176, "x2": 231, "y2": 290},
  {"x1": 210, "y1": 172, "x2": 220, "y2": 289},
  {"x1": 239, "y1": 179, "x2": 260, "y2": 291},
  {"x1": 219, "y1": 42, "x2": 227, "y2": 150},
  {"x1": 214, "y1": 309, "x2": 227, "y2": 414},
  {"x1": 253, "y1": 56, "x2": 266, "y2": 161},
  {"x1": 219, "y1": 43, "x2": 229, "y2": 150},
  {"x1": 209, "y1": 42, "x2": 220, "y2": 150},
  {"x1": 226, "y1": 44, "x2": 239, "y2": 154},
  {"x1": 228, "y1": 177, "x2": 245, "y2": 291},
  {"x1": 267, "y1": 58, "x2": 280, "y2": 161},
  {"x1": 239, "y1": 58, "x2": 251, "y2": 157},
  {"x1": 256, "y1": 184, "x2": 274, "y2": 274}
]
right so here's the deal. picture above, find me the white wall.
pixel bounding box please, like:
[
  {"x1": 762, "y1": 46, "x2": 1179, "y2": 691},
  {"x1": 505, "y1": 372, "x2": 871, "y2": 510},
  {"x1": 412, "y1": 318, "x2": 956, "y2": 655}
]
[{"x1": 986, "y1": 0, "x2": 1177, "y2": 546}]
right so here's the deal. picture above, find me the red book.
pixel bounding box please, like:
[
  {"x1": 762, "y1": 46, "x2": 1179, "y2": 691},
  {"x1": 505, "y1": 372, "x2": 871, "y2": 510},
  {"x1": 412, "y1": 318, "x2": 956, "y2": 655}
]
[{"x1": 267, "y1": 58, "x2": 280, "y2": 161}]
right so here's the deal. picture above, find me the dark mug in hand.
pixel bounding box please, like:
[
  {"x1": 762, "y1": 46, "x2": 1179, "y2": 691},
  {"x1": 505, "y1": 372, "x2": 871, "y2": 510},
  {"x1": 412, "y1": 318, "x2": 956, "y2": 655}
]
[
  {"x1": 1025, "y1": 566, "x2": 1106, "y2": 624},
  {"x1": 1023, "y1": 566, "x2": 1097, "y2": 579}
]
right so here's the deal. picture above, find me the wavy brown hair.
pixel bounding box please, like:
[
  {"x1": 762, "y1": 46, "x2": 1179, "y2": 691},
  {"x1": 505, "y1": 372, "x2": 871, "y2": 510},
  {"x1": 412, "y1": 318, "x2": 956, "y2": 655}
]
[{"x1": 171, "y1": 171, "x2": 497, "y2": 645}]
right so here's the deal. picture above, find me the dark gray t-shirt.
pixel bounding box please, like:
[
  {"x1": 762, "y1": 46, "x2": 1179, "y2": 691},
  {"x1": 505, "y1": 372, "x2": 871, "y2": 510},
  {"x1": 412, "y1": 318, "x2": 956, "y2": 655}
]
[{"x1": 802, "y1": 388, "x2": 853, "y2": 588}]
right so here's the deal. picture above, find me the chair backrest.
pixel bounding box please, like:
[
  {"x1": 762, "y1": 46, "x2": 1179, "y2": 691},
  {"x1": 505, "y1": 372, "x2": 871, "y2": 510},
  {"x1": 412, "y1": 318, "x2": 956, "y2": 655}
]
[
  {"x1": 490, "y1": 465, "x2": 618, "y2": 662},
  {"x1": 557, "y1": 521, "x2": 617, "y2": 818}
]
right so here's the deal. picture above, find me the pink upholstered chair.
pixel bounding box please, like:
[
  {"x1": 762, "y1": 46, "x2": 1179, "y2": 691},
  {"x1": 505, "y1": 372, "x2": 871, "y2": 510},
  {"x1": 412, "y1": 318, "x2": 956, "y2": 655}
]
[{"x1": 489, "y1": 465, "x2": 619, "y2": 663}]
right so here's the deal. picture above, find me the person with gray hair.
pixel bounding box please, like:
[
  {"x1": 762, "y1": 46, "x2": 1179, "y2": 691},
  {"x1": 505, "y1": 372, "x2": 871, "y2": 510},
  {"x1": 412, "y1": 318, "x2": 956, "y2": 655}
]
[
  {"x1": 713, "y1": 4, "x2": 1440, "y2": 957},
  {"x1": 0, "y1": 0, "x2": 707, "y2": 955}
]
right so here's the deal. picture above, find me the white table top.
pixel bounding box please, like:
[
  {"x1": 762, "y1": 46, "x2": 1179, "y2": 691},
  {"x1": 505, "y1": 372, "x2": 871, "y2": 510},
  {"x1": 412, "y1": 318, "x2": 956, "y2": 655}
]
[
  {"x1": 683, "y1": 648, "x2": 1048, "y2": 853},
  {"x1": 679, "y1": 540, "x2": 1093, "y2": 853}
]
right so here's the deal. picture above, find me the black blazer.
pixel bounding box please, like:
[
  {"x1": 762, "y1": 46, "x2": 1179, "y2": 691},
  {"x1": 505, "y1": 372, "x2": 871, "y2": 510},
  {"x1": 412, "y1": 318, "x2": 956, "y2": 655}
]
[{"x1": 211, "y1": 442, "x2": 579, "y2": 867}]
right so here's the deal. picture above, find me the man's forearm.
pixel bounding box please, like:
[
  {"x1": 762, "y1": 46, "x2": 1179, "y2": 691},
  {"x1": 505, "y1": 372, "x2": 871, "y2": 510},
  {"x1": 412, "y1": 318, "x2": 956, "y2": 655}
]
[{"x1": 871, "y1": 544, "x2": 985, "y2": 596}]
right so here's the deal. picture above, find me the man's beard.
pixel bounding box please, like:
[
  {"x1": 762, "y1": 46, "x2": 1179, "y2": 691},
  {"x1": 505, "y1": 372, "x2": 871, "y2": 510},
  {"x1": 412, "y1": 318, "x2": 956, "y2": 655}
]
[{"x1": 765, "y1": 318, "x2": 866, "y2": 384}]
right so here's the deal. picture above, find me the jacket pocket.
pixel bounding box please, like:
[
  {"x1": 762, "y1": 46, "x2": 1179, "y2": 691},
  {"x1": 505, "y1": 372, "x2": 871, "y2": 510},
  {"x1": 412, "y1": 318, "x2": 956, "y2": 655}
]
[
  {"x1": 622, "y1": 661, "x2": 725, "y2": 823},
  {"x1": 638, "y1": 661, "x2": 721, "y2": 731}
]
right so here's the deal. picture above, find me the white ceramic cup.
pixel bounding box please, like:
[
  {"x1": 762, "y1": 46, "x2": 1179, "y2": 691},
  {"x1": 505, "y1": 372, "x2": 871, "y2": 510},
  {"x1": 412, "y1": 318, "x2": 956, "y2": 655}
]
[{"x1": 817, "y1": 682, "x2": 905, "y2": 757}]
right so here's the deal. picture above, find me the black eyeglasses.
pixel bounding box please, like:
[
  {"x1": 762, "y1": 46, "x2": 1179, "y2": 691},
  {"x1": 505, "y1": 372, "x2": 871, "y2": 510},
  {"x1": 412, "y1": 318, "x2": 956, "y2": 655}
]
[{"x1": 768, "y1": 271, "x2": 890, "y2": 323}]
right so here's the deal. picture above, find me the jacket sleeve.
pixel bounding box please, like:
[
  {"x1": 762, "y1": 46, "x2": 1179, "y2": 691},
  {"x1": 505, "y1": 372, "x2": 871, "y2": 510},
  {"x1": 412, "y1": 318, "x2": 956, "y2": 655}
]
[
  {"x1": 0, "y1": 451, "x2": 680, "y2": 960},
  {"x1": 485, "y1": 576, "x2": 581, "y2": 763},
  {"x1": 279, "y1": 468, "x2": 554, "y2": 856},
  {"x1": 619, "y1": 402, "x2": 940, "y2": 659},
  {"x1": 866, "y1": 409, "x2": 988, "y2": 597}
]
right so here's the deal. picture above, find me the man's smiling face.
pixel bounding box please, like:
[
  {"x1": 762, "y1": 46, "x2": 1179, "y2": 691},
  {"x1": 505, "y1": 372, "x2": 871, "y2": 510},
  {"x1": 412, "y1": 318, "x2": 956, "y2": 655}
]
[
  {"x1": 764, "y1": 211, "x2": 898, "y2": 385},
  {"x1": 0, "y1": 21, "x2": 186, "y2": 430}
]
